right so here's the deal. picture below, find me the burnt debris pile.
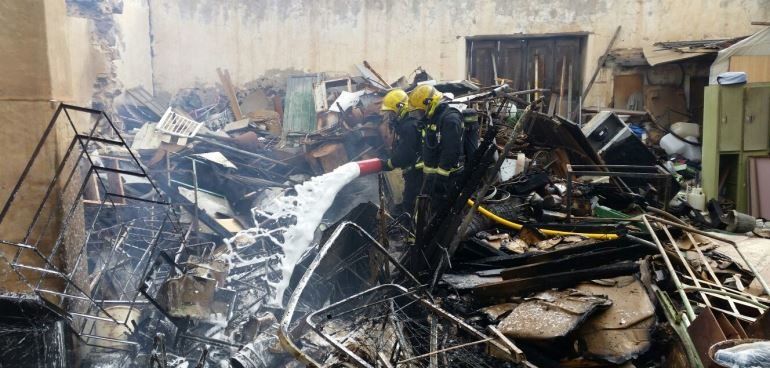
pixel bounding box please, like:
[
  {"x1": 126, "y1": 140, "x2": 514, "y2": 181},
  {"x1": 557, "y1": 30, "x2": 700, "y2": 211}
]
[{"x1": 3, "y1": 62, "x2": 770, "y2": 368}]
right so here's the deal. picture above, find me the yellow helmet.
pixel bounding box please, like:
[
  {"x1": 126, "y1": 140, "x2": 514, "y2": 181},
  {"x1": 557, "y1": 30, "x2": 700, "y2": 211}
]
[
  {"x1": 380, "y1": 89, "x2": 409, "y2": 116},
  {"x1": 408, "y1": 84, "x2": 443, "y2": 117}
]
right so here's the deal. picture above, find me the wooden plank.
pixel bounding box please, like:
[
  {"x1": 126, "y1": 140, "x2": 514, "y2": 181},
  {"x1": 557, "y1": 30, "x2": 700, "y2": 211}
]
[
  {"x1": 582, "y1": 26, "x2": 621, "y2": 103},
  {"x1": 217, "y1": 68, "x2": 244, "y2": 120},
  {"x1": 471, "y1": 261, "x2": 638, "y2": 298},
  {"x1": 730, "y1": 55, "x2": 770, "y2": 83}
]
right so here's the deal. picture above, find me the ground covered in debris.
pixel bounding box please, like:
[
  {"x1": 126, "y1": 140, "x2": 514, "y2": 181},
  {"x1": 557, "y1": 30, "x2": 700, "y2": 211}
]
[{"x1": 2, "y1": 55, "x2": 770, "y2": 368}]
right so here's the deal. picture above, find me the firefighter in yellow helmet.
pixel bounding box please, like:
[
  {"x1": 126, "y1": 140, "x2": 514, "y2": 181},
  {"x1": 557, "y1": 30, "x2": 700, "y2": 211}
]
[
  {"x1": 379, "y1": 89, "x2": 423, "y2": 216},
  {"x1": 408, "y1": 84, "x2": 468, "y2": 212}
]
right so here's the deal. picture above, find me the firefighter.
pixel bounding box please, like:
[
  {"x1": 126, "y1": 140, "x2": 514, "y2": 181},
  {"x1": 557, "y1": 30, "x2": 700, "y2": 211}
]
[
  {"x1": 379, "y1": 89, "x2": 423, "y2": 216},
  {"x1": 407, "y1": 85, "x2": 467, "y2": 212}
]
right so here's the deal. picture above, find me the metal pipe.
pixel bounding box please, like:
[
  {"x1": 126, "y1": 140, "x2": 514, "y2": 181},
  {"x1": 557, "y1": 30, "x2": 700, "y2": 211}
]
[
  {"x1": 647, "y1": 215, "x2": 770, "y2": 296},
  {"x1": 642, "y1": 215, "x2": 696, "y2": 320}
]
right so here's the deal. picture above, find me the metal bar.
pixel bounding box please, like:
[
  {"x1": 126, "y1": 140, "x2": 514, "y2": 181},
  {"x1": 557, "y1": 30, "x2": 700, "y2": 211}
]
[
  {"x1": 569, "y1": 164, "x2": 668, "y2": 170},
  {"x1": 655, "y1": 288, "x2": 704, "y2": 368},
  {"x1": 178, "y1": 333, "x2": 244, "y2": 349},
  {"x1": 34, "y1": 166, "x2": 98, "y2": 290},
  {"x1": 60, "y1": 103, "x2": 104, "y2": 114},
  {"x1": 70, "y1": 312, "x2": 124, "y2": 323},
  {"x1": 0, "y1": 104, "x2": 65, "y2": 223},
  {"x1": 679, "y1": 275, "x2": 770, "y2": 305},
  {"x1": 194, "y1": 135, "x2": 289, "y2": 166},
  {"x1": 0, "y1": 240, "x2": 37, "y2": 249},
  {"x1": 660, "y1": 226, "x2": 713, "y2": 309},
  {"x1": 102, "y1": 191, "x2": 169, "y2": 205},
  {"x1": 100, "y1": 110, "x2": 166, "y2": 201},
  {"x1": 680, "y1": 230, "x2": 742, "y2": 316},
  {"x1": 75, "y1": 134, "x2": 123, "y2": 146},
  {"x1": 94, "y1": 165, "x2": 151, "y2": 178},
  {"x1": 567, "y1": 171, "x2": 669, "y2": 179},
  {"x1": 397, "y1": 338, "x2": 494, "y2": 364},
  {"x1": 64, "y1": 170, "x2": 110, "y2": 282},
  {"x1": 22, "y1": 137, "x2": 79, "y2": 243},
  {"x1": 12, "y1": 263, "x2": 66, "y2": 276},
  {"x1": 647, "y1": 215, "x2": 770, "y2": 296},
  {"x1": 641, "y1": 215, "x2": 696, "y2": 320},
  {"x1": 79, "y1": 334, "x2": 140, "y2": 346}
]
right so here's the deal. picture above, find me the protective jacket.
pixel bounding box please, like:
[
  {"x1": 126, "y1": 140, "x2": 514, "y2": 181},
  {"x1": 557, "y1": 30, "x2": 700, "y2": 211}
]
[
  {"x1": 386, "y1": 115, "x2": 421, "y2": 170},
  {"x1": 421, "y1": 103, "x2": 464, "y2": 175}
]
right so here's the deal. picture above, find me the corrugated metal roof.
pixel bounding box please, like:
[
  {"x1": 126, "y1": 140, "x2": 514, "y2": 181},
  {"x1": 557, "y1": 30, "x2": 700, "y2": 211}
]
[
  {"x1": 643, "y1": 36, "x2": 747, "y2": 66},
  {"x1": 642, "y1": 46, "x2": 711, "y2": 66},
  {"x1": 283, "y1": 74, "x2": 319, "y2": 137}
]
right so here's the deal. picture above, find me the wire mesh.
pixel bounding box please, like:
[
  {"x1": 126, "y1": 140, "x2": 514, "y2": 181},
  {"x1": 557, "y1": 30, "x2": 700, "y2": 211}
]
[
  {"x1": 0, "y1": 104, "x2": 186, "y2": 352},
  {"x1": 306, "y1": 284, "x2": 507, "y2": 368},
  {"x1": 279, "y1": 218, "x2": 514, "y2": 367}
]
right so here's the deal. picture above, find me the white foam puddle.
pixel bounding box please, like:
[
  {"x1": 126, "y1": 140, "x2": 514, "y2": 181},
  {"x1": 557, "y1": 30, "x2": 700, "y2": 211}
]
[{"x1": 226, "y1": 162, "x2": 361, "y2": 306}]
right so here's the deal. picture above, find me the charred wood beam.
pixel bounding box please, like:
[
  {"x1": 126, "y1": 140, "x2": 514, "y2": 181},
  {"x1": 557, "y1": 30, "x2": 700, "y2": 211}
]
[
  {"x1": 471, "y1": 261, "x2": 639, "y2": 298},
  {"x1": 466, "y1": 236, "x2": 641, "y2": 271},
  {"x1": 495, "y1": 243, "x2": 653, "y2": 280}
]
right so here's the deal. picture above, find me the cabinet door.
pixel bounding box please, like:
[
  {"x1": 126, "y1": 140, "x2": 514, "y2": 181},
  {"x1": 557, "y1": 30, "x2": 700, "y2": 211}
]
[
  {"x1": 744, "y1": 86, "x2": 770, "y2": 151},
  {"x1": 719, "y1": 86, "x2": 744, "y2": 152}
]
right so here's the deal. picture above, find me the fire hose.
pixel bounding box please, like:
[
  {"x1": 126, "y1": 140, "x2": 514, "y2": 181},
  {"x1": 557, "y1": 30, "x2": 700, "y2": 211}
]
[{"x1": 467, "y1": 199, "x2": 618, "y2": 240}]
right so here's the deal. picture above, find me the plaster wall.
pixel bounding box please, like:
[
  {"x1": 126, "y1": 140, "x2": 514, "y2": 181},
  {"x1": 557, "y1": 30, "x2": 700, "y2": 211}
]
[
  {"x1": 115, "y1": 0, "x2": 154, "y2": 93},
  {"x1": 0, "y1": 0, "x2": 108, "y2": 294},
  {"x1": 147, "y1": 0, "x2": 770, "y2": 105}
]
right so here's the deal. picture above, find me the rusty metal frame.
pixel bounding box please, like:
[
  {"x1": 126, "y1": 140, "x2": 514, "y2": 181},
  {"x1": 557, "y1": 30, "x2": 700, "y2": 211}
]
[
  {"x1": 305, "y1": 283, "x2": 519, "y2": 368},
  {"x1": 642, "y1": 214, "x2": 770, "y2": 322},
  {"x1": 566, "y1": 164, "x2": 672, "y2": 220},
  {"x1": 0, "y1": 104, "x2": 185, "y2": 350},
  {"x1": 278, "y1": 221, "x2": 423, "y2": 366}
]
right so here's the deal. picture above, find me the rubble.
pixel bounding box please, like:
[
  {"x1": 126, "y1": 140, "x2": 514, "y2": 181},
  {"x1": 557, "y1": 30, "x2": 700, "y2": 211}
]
[{"x1": 4, "y1": 52, "x2": 770, "y2": 368}]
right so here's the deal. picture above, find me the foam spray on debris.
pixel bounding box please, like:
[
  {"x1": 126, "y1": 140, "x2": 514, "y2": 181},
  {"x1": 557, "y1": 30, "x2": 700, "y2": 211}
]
[{"x1": 226, "y1": 162, "x2": 362, "y2": 306}]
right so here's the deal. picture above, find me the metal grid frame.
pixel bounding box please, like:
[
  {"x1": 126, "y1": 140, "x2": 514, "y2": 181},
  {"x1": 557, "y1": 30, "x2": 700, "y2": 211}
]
[
  {"x1": 0, "y1": 104, "x2": 185, "y2": 351},
  {"x1": 305, "y1": 283, "x2": 518, "y2": 368},
  {"x1": 565, "y1": 164, "x2": 672, "y2": 220},
  {"x1": 278, "y1": 221, "x2": 526, "y2": 367},
  {"x1": 641, "y1": 215, "x2": 770, "y2": 323}
]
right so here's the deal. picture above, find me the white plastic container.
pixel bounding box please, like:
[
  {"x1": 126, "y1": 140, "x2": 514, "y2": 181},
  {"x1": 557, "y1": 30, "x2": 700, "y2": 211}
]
[
  {"x1": 687, "y1": 186, "x2": 706, "y2": 211},
  {"x1": 660, "y1": 133, "x2": 702, "y2": 162}
]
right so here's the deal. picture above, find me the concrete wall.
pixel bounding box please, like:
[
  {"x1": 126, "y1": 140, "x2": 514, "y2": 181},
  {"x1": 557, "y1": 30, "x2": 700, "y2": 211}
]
[
  {"x1": 146, "y1": 0, "x2": 770, "y2": 105},
  {"x1": 0, "y1": 0, "x2": 67, "y2": 293},
  {"x1": 0, "y1": 0, "x2": 110, "y2": 294},
  {"x1": 115, "y1": 0, "x2": 154, "y2": 94}
]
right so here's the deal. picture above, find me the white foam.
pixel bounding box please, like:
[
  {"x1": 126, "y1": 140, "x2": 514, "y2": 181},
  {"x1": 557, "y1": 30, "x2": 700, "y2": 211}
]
[{"x1": 226, "y1": 162, "x2": 361, "y2": 306}]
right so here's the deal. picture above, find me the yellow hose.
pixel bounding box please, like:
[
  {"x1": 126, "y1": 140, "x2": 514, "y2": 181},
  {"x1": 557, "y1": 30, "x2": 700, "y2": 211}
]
[{"x1": 467, "y1": 199, "x2": 618, "y2": 240}]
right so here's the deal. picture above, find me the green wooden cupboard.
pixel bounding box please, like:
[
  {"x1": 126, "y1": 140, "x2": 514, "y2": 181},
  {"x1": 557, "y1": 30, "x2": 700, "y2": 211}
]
[{"x1": 702, "y1": 82, "x2": 770, "y2": 212}]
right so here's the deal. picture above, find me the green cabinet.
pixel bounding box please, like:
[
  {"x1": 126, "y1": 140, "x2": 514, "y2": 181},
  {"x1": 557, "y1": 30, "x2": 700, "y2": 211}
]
[
  {"x1": 718, "y1": 86, "x2": 744, "y2": 152},
  {"x1": 702, "y1": 83, "x2": 770, "y2": 212},
  {"x1": 744, "y1": 86, "x2": 770, "y2": 151}
]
